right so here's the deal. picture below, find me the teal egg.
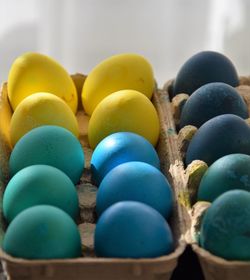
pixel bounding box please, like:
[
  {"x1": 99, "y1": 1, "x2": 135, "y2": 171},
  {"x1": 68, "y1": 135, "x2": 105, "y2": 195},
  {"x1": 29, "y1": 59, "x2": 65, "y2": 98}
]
[
  {"x1": 200, "y1": 190, "x2": 250, "y2": 260},
  {"x1": 96, "y1": 161, "x2": 173, "y2": 218},
  {"x1": 95, "y1": 201, "x2": 174, "y2": 258},
  {"x1": 9, "y1": 125, "x2": 84, "y2": 184},
  {"x1": 3, "y1": 165, "x2": 79, "y2": 223},
  {"x1": 198, "y1": 154, "x2": 250, "y2": 202},
  {"x1": 3, "y1": 205, "x2": 82, "y2": 259}
]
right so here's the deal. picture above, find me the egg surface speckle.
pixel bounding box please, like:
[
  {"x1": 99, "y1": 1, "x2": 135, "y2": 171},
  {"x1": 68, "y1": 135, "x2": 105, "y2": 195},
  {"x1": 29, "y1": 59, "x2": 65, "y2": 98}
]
[
  {"x1": 186, "y1": 114, "x2": 250, "y2": 166},
  {"x1": 200, "y1": 190, "x2": 250, "y2": 260},
  {"x1": 180, "y1": 82, "x2": 248, "y2": 128},
  {"x1": 198, "y1": 154, "x2": 250, "y2": 202}
]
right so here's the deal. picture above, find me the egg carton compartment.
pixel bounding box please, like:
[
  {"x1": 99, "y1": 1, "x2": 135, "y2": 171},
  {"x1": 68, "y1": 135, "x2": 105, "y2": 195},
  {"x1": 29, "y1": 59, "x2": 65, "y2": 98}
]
[
  {"x1": 0, "y1": 75, "x2": 186, "y2": 280},
  {"x1": 164, "y1": 76, "x2": 250, "y2": 280}
]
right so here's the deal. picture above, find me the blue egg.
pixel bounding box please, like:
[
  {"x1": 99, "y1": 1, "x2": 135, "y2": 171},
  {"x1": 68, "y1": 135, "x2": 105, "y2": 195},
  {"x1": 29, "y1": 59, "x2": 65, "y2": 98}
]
[
  {"x1": 3, "y1": 165, "x2": 79, "y2": 223},
  {"x1": 200, "y1": 190, "x2": 250, "y2": 260},
  {"x1": 173, "y1": 51, "x2": 239, "y2": 97},
  {"x1": 96, "y1": 161, "x2": 173, "y2": 218},
  {"x1": 91, "y1": 132, "x2": 160, "y2": 185},
  {"x1": 186, "y1": 114, "x2": 250, "y2": 166},
  {"x1": 9, "y1": 125, "x2": 84, "y2": 184},
  {"x1": 94, "y1": 201, "x2": 174, "y2": 258},
  {"x1": 3, "y1": 205, "x2": 82, "y2": 259},
  {"x1": 198, "y1": 154, "x2": 250, "y2": 202},
  {"x1": 180, "y1": 82, "x2": 248, "y2": 128}
]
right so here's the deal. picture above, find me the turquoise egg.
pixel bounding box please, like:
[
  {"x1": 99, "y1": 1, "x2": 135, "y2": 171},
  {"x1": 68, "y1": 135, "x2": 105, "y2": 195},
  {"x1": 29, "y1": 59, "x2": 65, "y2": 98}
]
[
  {"x1": 3, "y1": 165, "x2": 79, "y2": 223},
  {"x1": 96, "y1": 161, "x2": 173, "y2": 218},
  {"x1": 198, "y1": 154, "x2": 250, "y2": 202},
  {"x1": 91, "y1": 132, "x2": 160, "y2": 185},
  {"x1": 94, "y1": 201, "x2": 174, "y2": 258},
  {"x1": 200, "y1": 190, "x2": 250, "y2": 260},
  {"x1": 3, "y1": 205, "x2": 82, "y2": 259},
  {"x1": 9, "y1": 125, "x2": 84, "y2": 184}
]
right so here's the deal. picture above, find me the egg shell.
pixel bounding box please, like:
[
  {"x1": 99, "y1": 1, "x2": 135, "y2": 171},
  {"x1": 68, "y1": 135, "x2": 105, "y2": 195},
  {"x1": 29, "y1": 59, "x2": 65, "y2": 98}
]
[
  {"x1": 94, "y1": 201, "x2": 174, "y2": 258},
  {"x1": 96, "y1": 161, "x2": 173, "y2": 218},
  {"x1": 88, "y1": 89, "x2": 160, "y2": 149},
  {"x1": 9, "y1": 125, "x2": 84, "y2": 184},
  {"x1": 3, "y1": 165, "x2": 79, "y2": 223},
  {"x1": 10, "y1": 92, "x2": 79, "y2": 146},
  {"x1": 173, "y1": 51, "x2": 239, "y2": 97},
  {"x1": 198, "y1": 154, "x2": 250, "y2": 202},
  {"x1": 82, "y1": 53, "x2": 154, "y2": 115},
  {"x1": 8, "y1": 52, "x2": 78, "y2": 113},
  {"x1": 3, "y1": 205, "x2": 82, "y2": 259},
  {"x1": 91, "y1": 132, "x2": 160, "y2": 185},
  {"x1": 180, "y1": 82, "x2": 248, "y2": 128},
  {"x1": 200, "y1": 190, "x2": 250, "y2": 260},
  {"x1": 186, "y1": 114, "x2": 250, "y2": 166}
]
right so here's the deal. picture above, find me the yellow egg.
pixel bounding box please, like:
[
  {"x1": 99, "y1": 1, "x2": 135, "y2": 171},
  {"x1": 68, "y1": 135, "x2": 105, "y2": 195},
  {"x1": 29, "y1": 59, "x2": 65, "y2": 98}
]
[
  {"x1": 82, "y1": 53, "x2": 154, "y2": 115},
  {"x1": 8, "y1": 52, "x2": 78, "y2": 113},
  {"x1": 10, "y1": 92, "x2": 79, "y2": 146},
  {"x1": 88, "y1": 90, "x2": 159, "y2": 149}
]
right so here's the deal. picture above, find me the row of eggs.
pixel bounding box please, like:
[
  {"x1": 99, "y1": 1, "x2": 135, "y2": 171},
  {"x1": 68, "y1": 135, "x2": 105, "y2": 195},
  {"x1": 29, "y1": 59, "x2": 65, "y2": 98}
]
[
  {"x1": 3, "y1": 51, "x2": 172, "y2": 259},
  {"x1": 172, "y1": 52, "x2": 250, "y2": 261},
  {"x1": 3, "y1": 127, "x2": 174, "y2": 259}
]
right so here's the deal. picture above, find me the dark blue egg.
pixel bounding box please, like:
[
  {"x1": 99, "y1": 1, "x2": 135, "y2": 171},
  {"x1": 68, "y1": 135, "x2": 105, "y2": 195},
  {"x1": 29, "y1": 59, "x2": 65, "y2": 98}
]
[
  {"x1": 9, "y1": 125, "x2": 84, "y2": 184},
  {"x1": 186, "y1": 114, "x2": 250, "y2": 166},
  {"x1": 96, "y1": 161, "x2": 173, "y2": 218},
  {"x1": 173, "y1": 51, "x2": 239, "y2": 96},
  {"x1": 94, "y1": 201, "x2": 174, "y2": 258},
  {"x1": 180, "y1": 82, "x2": 248, "y2": 128},
  {"x1": 200, "y1": 190, "x2": 250, "y2": 260},
  {"x1": 91, "y1": 132, "x2": 160, "y2": 185},
  {"x1": 198, "y1": 154, "x2": 250, "y2": 202}
]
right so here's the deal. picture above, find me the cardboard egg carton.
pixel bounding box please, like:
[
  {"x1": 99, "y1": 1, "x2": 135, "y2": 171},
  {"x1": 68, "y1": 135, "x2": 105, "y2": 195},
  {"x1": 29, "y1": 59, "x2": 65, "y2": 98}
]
[
  {"x1": 0, "y1": 75, "x2": 187, "y2": 280},
  {"x1": 164, "y1": 76, "x2": 250, "y2": 280}
]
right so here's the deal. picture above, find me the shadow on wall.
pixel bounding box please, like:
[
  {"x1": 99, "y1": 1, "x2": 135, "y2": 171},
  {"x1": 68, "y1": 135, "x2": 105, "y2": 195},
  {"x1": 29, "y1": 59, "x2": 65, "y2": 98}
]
[{"x1": 0, "y1": 22, "x2": 38, "y2": 81}]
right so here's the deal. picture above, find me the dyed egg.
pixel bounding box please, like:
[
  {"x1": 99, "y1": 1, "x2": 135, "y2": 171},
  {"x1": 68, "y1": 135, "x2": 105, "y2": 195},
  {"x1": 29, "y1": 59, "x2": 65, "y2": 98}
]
[
  {"x1": 3, "y1": 205, "x2": 82, "y2": 259},
  {"x1": 10, "y1": 92, "x2": 79, "y2": 146},
  {"x1": 96, "y1": 162, "x2": 173, "y2": 218},
  {"x1": 82, "y1": 53, "x2": 154, "y2": 115},
  {"x1": 173, "y1": 51, "x2": 239, "y2": 97},
  {"x1": 200, "y1": 190, "x2": 250, "y2": 260},
  {"x1": 94, "y1": 201, "x2": 174, "y2": 258},
  {"x1": 186, "y1": 114, "x2": 250, "y2": 166},
  {"x1": 198, "y1": 154, "x2": 250, "y2": 202},
  {"x1": 88, "y1": 90, "x2": 160, "y2": 149},
  {"x1": 91, "y1": 132, "x2": 160, "y2": 185},
  {"x1": 9, "y1": 125, "x2": 84, "y2": 184},
  {"x1": 180, "y1": 82, "x2": 248, "y2": 128},
  {"x1": 8, "y1": 52, "x2": 78, "y2": 113},
  {"x1": 3, "y1": 165, "x2": 79, "y2": 223}
]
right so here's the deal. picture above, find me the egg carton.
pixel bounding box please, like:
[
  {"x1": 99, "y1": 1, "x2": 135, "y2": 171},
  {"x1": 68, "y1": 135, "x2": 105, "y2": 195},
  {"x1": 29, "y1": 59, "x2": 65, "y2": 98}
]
[
  {"x1": 0, "y1": 74, "x2": 187, "y2": 280},
  {"x1": 164, "y1": 76, "x2": 250, "y2": 280}
]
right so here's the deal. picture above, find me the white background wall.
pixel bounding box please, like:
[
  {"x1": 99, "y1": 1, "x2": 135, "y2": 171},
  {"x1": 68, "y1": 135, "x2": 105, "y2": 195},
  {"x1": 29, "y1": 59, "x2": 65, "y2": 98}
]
[{"x1": 0, "y1": 0, "x2": 249, "y2": 87}]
